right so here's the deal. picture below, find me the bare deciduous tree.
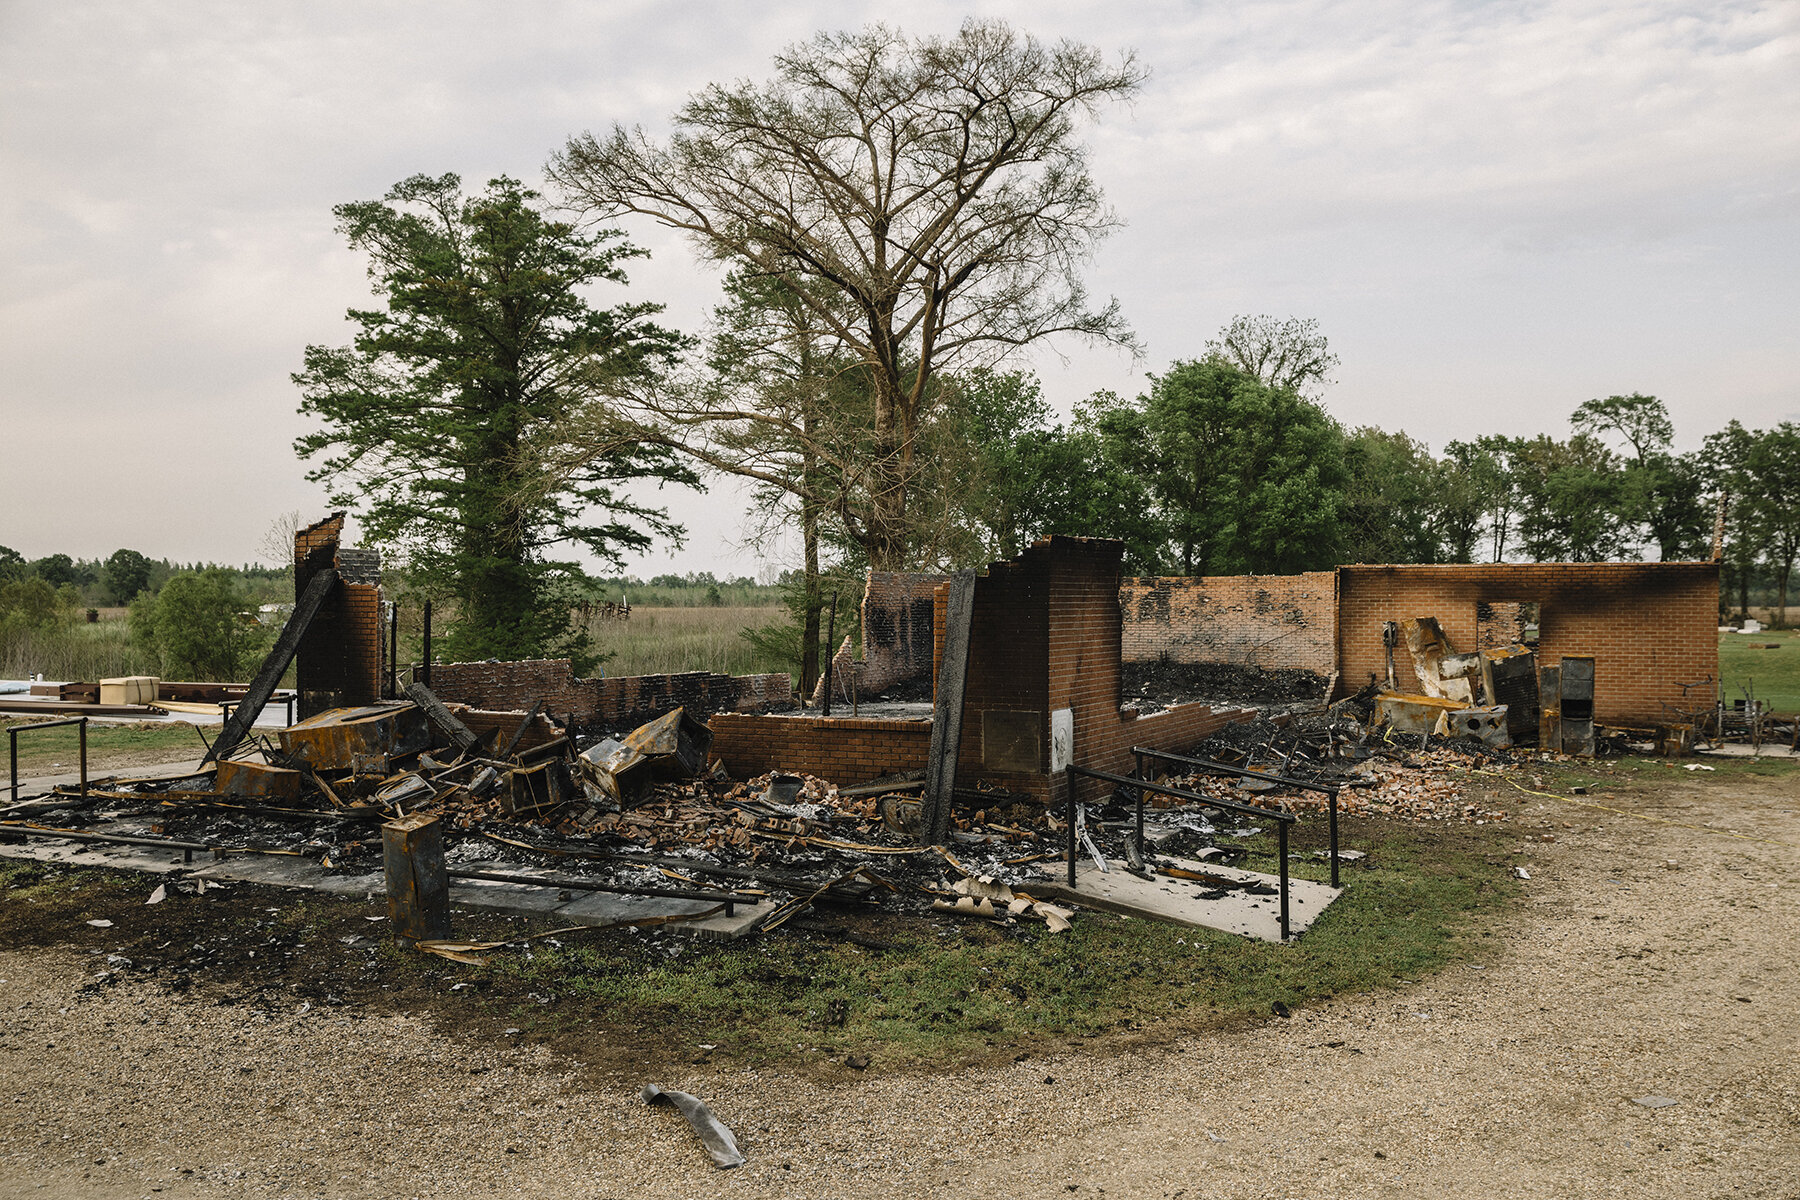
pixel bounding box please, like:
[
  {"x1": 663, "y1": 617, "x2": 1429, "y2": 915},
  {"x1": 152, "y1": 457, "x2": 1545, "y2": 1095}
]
[
  {"x1": 549, "y1": 20, "x2": 1143, "y2": 568},
  {"x1": 1203, "y1": 315, "x2": 1339, "y2": 398}
]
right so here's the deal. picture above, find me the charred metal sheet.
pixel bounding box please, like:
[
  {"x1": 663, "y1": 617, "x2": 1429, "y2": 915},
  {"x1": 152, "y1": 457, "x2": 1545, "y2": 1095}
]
[
  {"x1": 1374, "y1": 692, "x2": 1464, "y2": 735},
  {"x1": 622, "y1": 707, "x2": 712, "y2": 779},
  {"x1": 278, "y1": 703, "x2": 430, "y2": 772},
  {"x1": 215, "y1": 759, "x2": 302, "y2": 803},
  {"x1": 1444, "y1": 706, "x2": 1511, "y2": 748},
  {"x1": 1484, "y1": 646, "x2": 1539, "y2": 740},
  {"x1": 373, "y1": 772, "x2": 434, "y2": 810}
]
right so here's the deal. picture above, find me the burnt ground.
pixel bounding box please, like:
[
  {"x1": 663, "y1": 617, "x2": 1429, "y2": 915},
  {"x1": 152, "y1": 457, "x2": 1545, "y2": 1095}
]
[{"x1": 1121, "y1": 659, "x2": 1329, "y2": 711}]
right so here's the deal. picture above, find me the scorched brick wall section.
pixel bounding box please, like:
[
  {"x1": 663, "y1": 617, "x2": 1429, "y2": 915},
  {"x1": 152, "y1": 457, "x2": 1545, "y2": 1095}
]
[
  {"x1": 708, "y1": 714, "x2": 932, "y2": 785},
  {"x1": 293, "y1": 512, "x2": 383, "y2": 717},
  {"x1": 814, "y1": 570, "x2": 948, "y2": 703},
  {"x1": 1119, "y1": 573, "x2": 1337, "y2": 674},
  {"x1": 1336, "y1": 562, "x2": 1719, "y2": 726},
  {"x1": 943, "y1": 537, "x2": 1257, "y2": 802},
  {"x1": 425, "y1": 658, "x2": 794, "y2": 729}
]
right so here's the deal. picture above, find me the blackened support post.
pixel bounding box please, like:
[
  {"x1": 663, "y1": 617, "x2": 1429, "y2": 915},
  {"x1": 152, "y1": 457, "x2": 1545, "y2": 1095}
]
[
  {"x1": 383, "y1": 812, "x2": 451, "y2": 945},
  {"x1": 1278, "y1": 820, "x2": 1291, "y2": 941},
  {"x1": 1065, "y1": 769, "x2": 1077, "y2": 889},
  {"x1": 820, "y1": 590, "x2": 839, "y2": 717},
  {"x1": 388, "y1": 603, "x2": 399, "y2": 699},
  {"x1": 921, "y1": 571, "x2": 976, "y2": 847},
  {"x1": 1328, "y1": 788, "x2": 1340, "y2": 888},
  {"x1": 204, "y1": 568, "x2": 339, "y2": 764},
  {"x1": 421, "y1": 599, "x2": 432, "y2": 688}
]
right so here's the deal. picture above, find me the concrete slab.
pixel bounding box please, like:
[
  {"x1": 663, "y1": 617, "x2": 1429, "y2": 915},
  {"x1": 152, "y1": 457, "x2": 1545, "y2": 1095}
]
[
  {"x1": 1031, "y1": 854, "x2": 1342, "y2": 943},
  {"x1": 0, "y1": 827, "x2": 772, "y2": 940}
]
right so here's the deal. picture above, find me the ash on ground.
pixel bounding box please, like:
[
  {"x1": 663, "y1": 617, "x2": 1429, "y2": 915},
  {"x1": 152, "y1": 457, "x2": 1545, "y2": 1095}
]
[{"x1": 1121, "y1": 660, "x2": 1329, "y2": 713}]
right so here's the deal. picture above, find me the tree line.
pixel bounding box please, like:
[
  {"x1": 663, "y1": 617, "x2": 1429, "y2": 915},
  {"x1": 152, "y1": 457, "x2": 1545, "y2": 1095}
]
[{"x1": 289, "y1": 20, "x2": 1798, "y2": 691}]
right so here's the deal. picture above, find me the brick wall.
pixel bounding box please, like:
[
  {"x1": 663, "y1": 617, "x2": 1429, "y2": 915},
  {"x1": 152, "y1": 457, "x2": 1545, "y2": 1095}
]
[
  {"x1": 294, "y1": 513, "x2": 383, "y2": 718},
  {"x1": 1118, "y1": 573, "x2": 1337, "y2": 673},
  {"x1": 938, "y1": 537, "x2": 1258, "y2": 802},
  {"x1": 813, "y1": 570, "x2": 948, "y2": 703},
  {"x1": 426, "y1": 657, "x2": 794, "y2": 729},
  {"x1": 1336, "y1": 563, "x2": 1719, "y2": 725},
  {"x1": 708, "y1": 713, "x2": 932, "y2": 785}
]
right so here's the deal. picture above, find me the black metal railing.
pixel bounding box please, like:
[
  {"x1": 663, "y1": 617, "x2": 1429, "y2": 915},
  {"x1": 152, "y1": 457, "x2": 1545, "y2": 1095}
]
[
  {"x1": 1065, "y1": 763, "x2": 1301, "y2": 940},
  {"x1": 1132, "y1": 746, "x2": 1342, "y2": 887},
  {"x1": 7, "y1": 717, "x2": 87, "y2": 805}
]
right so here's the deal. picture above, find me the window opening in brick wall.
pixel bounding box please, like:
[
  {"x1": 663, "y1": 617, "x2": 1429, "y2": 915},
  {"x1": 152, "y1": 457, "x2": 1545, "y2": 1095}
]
[{"x1": 1477, "y1": 599, "x2": 1538, "y2": 649}]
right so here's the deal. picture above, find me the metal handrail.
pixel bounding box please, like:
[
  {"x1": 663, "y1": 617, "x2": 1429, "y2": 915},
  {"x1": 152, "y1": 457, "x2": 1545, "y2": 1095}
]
[
  {"x1": 1066, "y1": 764, "x2": 1298, "y2": 941},
  {"x1": 1132, "y1": 746, "x2": 1342, "y2": 887},
  {"x1": 7, "y1": 717, "x2": 87, "y2": 804}
]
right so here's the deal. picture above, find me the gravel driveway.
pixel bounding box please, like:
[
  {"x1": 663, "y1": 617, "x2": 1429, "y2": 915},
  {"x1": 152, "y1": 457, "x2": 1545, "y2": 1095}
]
[{"x1": 2, "y1": 768, "x2": 1795, "y2": 1198}]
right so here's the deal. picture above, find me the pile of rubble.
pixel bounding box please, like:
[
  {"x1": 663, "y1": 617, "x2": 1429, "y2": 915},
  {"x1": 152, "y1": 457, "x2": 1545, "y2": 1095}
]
[{"x1": 0, "y1": 671, "x2": 1560, "y2": 941}]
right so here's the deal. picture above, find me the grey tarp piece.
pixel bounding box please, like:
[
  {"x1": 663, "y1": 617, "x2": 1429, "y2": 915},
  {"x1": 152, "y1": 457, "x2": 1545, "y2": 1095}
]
[
  {"x1": 1633, "y1": 1095, "x2": 1680, "y2": 1109},
  {"x1": 641, "y1": 1084, "x2": 746, "y2": 1168}
]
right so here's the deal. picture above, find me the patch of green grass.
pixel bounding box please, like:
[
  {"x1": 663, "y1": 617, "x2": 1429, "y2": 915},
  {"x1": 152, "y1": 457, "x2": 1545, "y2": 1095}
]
[
  {"x1": 473, "y1": 818, "x2": 1519, "y2": 1065},
  {"x1": 1717, "y1": 629, "x2": 1800, "y2": 715},
  {"x1": 580, "y1": 606, "x2": 792, "y2": 679},
  {"x1": 0, "y1": 716, "x2": 202, "y2": 775}
]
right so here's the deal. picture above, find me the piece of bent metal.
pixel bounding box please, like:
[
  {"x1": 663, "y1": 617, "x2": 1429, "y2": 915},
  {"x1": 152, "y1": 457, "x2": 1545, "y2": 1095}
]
[{"x1": 641, "y1": 1083, "x2": 747, "y2": 1169}]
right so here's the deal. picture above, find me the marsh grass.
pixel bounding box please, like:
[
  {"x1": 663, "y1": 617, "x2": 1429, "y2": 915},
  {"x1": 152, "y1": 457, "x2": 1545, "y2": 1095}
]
[
  {"x1": 0, "y1": 616, "x2": 157, "y2": 682},
  {"x1": 580, "y1": 606, "x2": 793, "y2": 679}
]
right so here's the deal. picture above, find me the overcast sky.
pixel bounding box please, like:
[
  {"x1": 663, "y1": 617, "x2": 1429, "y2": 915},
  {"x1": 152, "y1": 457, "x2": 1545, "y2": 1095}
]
[{"x1": 3, "y1": 0, "x2": 1795, "y2": 576}]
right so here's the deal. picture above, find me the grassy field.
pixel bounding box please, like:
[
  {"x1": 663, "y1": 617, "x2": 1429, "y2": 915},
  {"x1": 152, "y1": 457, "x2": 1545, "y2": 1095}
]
[
  {"x1": 0, "y1": 616, "x2": 158, "y2": 682},
  {"x1": 0, "y1": 716, "x2": 203, "y2": 778},
  {"x1": 581, "y1": 605, "x2": 792, "y2": 679},
  {"x1": 1716, "y1": 629, "x2": 1800, "y2": 714}
]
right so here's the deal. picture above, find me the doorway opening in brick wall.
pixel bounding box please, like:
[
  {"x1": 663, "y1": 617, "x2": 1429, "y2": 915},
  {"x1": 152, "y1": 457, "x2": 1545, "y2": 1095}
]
[{"x1": 1477, "y1": 599, "x2": 1539, "y2": 649}]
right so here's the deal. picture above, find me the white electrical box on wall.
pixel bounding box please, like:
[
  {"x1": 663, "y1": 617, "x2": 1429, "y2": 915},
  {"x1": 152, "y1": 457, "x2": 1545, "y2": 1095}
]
[{"x1": 1049, "y1": 708, "x2": 1074, "y2": 772}]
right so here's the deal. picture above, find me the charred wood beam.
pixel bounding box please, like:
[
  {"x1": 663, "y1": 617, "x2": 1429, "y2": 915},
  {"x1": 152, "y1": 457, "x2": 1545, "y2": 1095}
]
[{"x1": 204, "y1": 568, "x2": 339, "y2": 765}]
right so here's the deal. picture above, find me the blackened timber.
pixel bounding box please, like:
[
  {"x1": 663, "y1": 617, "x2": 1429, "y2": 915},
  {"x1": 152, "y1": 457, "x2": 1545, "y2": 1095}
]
[
  {"x1": 383, "y1": 812, "x2": 451, "y2": 944},
  {"x1": 204, "y1": 568, "x2": 339, "y2": 765},
  {"x1": 405, "y1": 682, "x2": 482, "y2": 754},
  {"x1": 499, "y1": 700, "x2": 545, "y2": 760},
  {"x1": 921, "y1": 570, "x2": 976, "y2": 846}
]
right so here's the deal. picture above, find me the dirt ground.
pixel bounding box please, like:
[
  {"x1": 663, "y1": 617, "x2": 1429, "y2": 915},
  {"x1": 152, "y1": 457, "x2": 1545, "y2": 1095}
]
[{"x1": 1, "y1": 766, "x2": 1796, "y2": 1198}]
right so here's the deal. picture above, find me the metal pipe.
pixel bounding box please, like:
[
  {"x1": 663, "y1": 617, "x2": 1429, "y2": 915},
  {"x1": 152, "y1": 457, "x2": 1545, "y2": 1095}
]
[
  {"x1": 8, "y1": 717, "x2": 92, "y2": 804},
  {"x1": 1069, "y1": 765, "x2": 1296, "y2": 825},
  {"x1": 1328, "y1": 789, "x2": 1340, "y2": 888},
  {"x1": 1130, "y1": 746, "x2": 1337, "y2": 797},
  {"x1": 1278, "y1": 820, "x2": 1290, "y2": 941},
  {"x1": 445, "y1": 867, "x2": 753, "y2": 917},
  {"x1": 820, "y1": 590, "x2": 838, "y2": 716}
]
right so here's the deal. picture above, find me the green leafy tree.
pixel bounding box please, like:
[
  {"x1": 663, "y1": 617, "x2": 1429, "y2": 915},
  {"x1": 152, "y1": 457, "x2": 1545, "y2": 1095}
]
[
  {"x1": 1510, "y1": 433, "x2": 1637, "y2": 562},
  {"x1": 0, "y1": 577, "x2": 64, "y2": 630},
  {"x1": 135, "y1": 570, "x2": 261, "y2": 679},
  {"x1": 1203, "y1": 315, "x2": 1339, "y2": 399},
  {"x1": 294, "y1": 173, "x2": 696, "y2": 666},
  {"x1": 551, "y1": 21, "x2": 1142, "y2": 569},
  {"x1": 1702, "y1": 420, "x2": 1765, "y2": 616},
  {"x1": 1095, "y1": 360, "x2": 1349, "y2": 575},
  {"x1": 101, "y1": 549, "x2": 153, "y2": 605},
  {"x1": 1740, "y1": 423, "x2": 1800, "y2": 624},
  {"x1": 30, "y1": 554, "x2": 76, "y2": 587},
  {"x1": 0, "y1": 546, "x2": 24, "y2": 585},
  {"x1": 1573, "y1": 393, "x2": 1708, "y2": 560},
  {"x1": 1339, "y1": 427, "x2": 1445, "y2": 564}
]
